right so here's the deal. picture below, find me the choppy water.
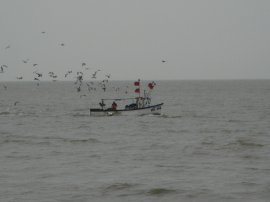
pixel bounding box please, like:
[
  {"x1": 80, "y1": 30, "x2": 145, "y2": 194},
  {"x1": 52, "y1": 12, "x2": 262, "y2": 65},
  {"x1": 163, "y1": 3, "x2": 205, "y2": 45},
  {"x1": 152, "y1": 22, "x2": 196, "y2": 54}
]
[{"x1": 0, "y1": 80, "x2": 270, "y2": 202}]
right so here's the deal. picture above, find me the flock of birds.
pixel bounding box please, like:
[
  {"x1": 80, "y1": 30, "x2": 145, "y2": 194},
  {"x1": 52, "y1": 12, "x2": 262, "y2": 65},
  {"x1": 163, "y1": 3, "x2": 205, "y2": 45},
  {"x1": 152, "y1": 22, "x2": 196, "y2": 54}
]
[
  {"x1": 0, "y1": 31, "x2": 167, "y2": 104},
  {"x1": 1, "y1": 60, "x2": 115, "y2": 94}
]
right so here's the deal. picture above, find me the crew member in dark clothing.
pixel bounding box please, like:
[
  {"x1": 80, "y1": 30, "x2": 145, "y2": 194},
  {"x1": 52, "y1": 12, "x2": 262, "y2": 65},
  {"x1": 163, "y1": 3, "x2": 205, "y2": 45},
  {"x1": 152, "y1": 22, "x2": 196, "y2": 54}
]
[{"x1": 112, "y1": 101, "x2": 117, "y2": 110}]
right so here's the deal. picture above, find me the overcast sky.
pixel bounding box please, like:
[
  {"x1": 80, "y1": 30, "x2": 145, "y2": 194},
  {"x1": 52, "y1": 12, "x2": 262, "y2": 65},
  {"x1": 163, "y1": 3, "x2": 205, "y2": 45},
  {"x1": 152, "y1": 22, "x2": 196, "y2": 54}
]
[{"x1": 0, "y1": 0, "x2": 270, "y2": 81}]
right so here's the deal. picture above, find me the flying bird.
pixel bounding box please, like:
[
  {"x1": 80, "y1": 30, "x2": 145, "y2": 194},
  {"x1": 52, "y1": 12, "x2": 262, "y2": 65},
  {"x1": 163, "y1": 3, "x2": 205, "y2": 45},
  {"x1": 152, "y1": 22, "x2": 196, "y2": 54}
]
[
  {"x1": 65, "y1": 70, "x2": 72, "y2": 77},
  {"x1": 33, "y1": 64, "x2": 38, "y2": 67},
  {"x1": 16, "y1": 76, "x2": 23, "y2": 80},
  {"x1": 48, "y1": 72, "x2": 57, "y2": 78},
  {"x1": 22, "y1": 59, "x2": 29, "y2": 63},
  {"x1": 60, "y1": 43, "x2": 65, "y2": 46},
  {"x1": 91, "y1": 70, "x2": 101, "y2": 79},
  {"x1": 0, "y1": 65, "x2": 7, "y2": 73},
  {"x1": 41, "y1": 31, "x2": 46, "y2": 34},
  {"x1": 5, "y1": 45, "x2": 10, "y2": 49},
  {"x1": 33, "y1": 71, "x2": 42, "y2": 77}
]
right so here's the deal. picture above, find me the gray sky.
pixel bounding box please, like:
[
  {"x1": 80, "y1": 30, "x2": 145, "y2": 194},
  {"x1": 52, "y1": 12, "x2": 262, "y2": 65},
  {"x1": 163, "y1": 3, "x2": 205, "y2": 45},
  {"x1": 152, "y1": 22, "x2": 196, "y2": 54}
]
[{"x1": 1, "y1": 0, "x2": 270, "y2": 81}]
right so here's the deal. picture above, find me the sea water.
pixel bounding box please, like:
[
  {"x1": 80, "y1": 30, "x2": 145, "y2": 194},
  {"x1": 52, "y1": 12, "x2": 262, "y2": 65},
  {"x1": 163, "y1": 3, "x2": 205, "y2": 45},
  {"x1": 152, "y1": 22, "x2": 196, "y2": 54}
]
[{"x1": 0, "y1": 80, "x2": 270, "y2": 202}]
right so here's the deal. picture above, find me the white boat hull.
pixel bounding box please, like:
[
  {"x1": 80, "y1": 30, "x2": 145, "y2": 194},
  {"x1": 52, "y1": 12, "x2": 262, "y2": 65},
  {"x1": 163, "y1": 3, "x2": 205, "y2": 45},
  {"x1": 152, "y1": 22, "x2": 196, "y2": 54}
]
[{"x1": 90, "y1": 103, "x2": 163, "y2": 116}]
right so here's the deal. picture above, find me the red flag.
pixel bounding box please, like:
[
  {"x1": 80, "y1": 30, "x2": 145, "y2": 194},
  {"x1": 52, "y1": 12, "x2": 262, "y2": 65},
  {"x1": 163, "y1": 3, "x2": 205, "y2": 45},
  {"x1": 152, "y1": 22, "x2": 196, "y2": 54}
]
[
  {"x1": 134, "y1": 81, "x2": 140, "y2": 86},
  {"x1": 148, "y1": 83, "x2": 154, "y2": 89},
  {"x1": 134, "y1": 88, "x2": 140, "y2": 93},
  {"x1": 148, "y1": 82, "x2": 156, "y2": 89}
]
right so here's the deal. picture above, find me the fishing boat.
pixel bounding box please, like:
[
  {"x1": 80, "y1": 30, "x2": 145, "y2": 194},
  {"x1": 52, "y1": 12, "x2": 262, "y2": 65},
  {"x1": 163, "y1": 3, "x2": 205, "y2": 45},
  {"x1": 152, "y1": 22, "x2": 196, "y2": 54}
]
[{"x1": 90, "y1": 80, "x2": 164, "y2": 116}]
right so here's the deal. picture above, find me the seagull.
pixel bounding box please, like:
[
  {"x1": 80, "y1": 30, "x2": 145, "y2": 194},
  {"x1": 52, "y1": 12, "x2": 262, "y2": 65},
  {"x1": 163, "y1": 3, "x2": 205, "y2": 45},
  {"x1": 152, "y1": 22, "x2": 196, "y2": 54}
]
[
  {"x1": 60, "y1": 43, "x2": 65, "y2": 46},
  {"x1": 22, "y1": 59, "x2": 29, "y2": 63},
  {"x1": 48, "y1": 72, "x2": 55, "y2": 77},
  {"x1": 48, "y1": 72, "x2": 57, "y2": 78},
  {"x1": 41, "y1": 31, "x2": 46, "y2": 34},
  {"x1": 34, "y1": 77, "x2": 40, "y2": 81},
  {"x1": 82, "y1": 63, "x2": 90, "y2": 70},
  {"x1": 86, "y1": 83, "x2": 92, "y2": 92},
  {"x1": 0, "y1": 65, "x2": 7, "y2": 72},
  {"x1": 33, "y1": 64, "x2": 38, "y2": 67},
  {"x1": 92, "y1": 70, "x2": 100, "y2": 79},
  {"x1": 14, "y1": 101, "x2": 19, "y2": 106},
  {"x1": 105, "y1": 74, "x2": 111, "y2": 79},
  {"x1": 162, "y1": 60, "x2": 166, "y2": 63},
  {"x1": 16, "y1": 76, "x2": 23, "y2": 80},
  {"x1": 65, "y1": 70, "x2": 72, "y2": 77},
  {"x1": 33, "y1": 71, "x2": 42, "y2": 77}
]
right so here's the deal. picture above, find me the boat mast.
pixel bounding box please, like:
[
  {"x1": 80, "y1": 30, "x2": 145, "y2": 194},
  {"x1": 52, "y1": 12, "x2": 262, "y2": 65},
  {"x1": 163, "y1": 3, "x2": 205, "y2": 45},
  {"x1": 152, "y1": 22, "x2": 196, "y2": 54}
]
[{"x1": 139, "y1": 79, "x2": 141, "y2": 97}]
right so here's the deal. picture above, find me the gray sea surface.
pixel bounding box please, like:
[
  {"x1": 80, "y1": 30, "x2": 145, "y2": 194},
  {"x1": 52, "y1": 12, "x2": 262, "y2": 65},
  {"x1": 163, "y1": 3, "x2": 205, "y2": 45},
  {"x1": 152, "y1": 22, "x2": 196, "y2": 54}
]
[{"x1": 0, "y1": 80, "x2": 270, "y2": 202}]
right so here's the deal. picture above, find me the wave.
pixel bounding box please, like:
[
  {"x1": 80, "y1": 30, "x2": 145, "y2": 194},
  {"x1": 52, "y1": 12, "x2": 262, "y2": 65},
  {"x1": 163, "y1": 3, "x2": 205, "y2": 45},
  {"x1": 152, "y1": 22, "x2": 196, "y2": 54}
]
[
  {"x1": 72, "y1": 108, "x2": 87, "y2": 112},
  {"x1": 0, "y1": 111, "x2": 10, "y2": 115},
  {"x1": 5, "y1": 154, "x2": 42, "y2": 160},
  {"x1": 43, "y1": 136, "x2": 100, "y2": 144},
  {"x1": 228, "y1": 119, "x2": 247, "y2": 123},
  {"x1": 0, "y1": 130, "x2": 11, "y2": 135},
  {"x1": 0, "y1": 134, "x2": 100, "y2": 146},
  {"x1": 146, "y1": 188, "x2": 178, "y2": 196},
  {"x1": 221, "y1": 138, "x2": 264, "y2": 150},
  {"x1": 0, "y1": 137, "x2": 53, "y2": 146},
  {"x1": 72, "y1": 113, "x2": 90, "y2": 117},
  {"x1": 67, "y1": 138, "x2": 100, "y2": 144},
  {"x1": 0, "y1": 139, "x2": 29, "y2": 144},
  {"x1": 101, "y1": 183, "x2": 138, "y2": 194},
  {"x1": 236, "y1": 139, "x2": 264, "y2": 147},
  {"x1": 158, "y1": 114, "x2": 183, "y2": 119},
  {"x1": 0, "y1": 110, "x2": 40, "y2": 117}
]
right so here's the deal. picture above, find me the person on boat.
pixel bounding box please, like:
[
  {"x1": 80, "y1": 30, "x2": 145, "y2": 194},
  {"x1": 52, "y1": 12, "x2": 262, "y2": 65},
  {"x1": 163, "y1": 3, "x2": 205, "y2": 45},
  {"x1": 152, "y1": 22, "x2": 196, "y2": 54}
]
[
  {"x1": 111, "y1": 101, "x2": 117, "y2": 110},
  {"x1": 136, "y1": 97, "x2": 144, "y2": 108},
  {"x1": 99, "y1": 100, "x2": 106, "y2": 109}
]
